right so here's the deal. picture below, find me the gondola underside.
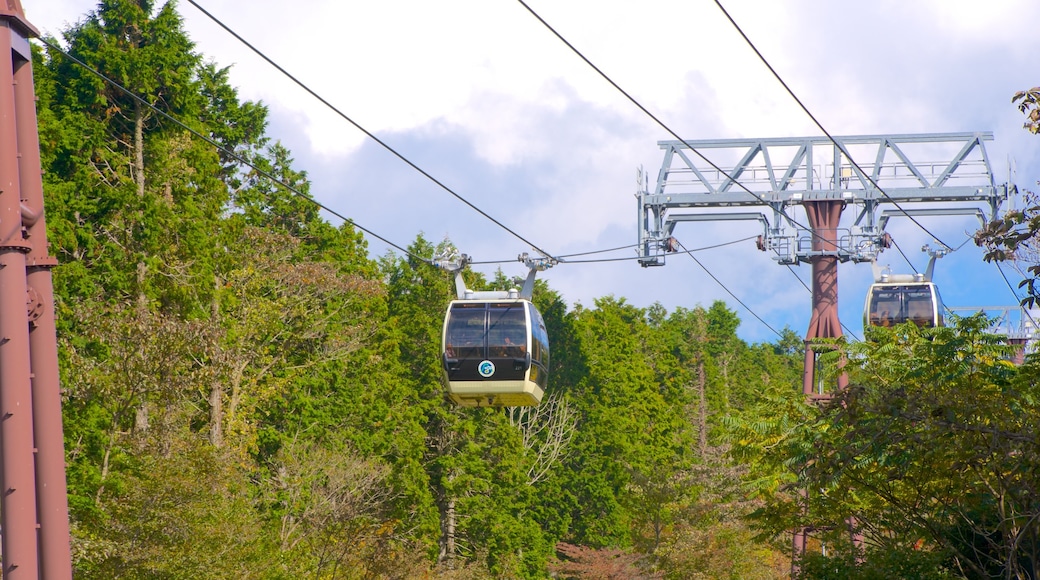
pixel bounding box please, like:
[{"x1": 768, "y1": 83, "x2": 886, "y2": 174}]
[
  {"x1": 446, "y1": 379, "x2": 544, "y2": 407},
  {"x1": 444, "y1": 355, "x2": 545, "y2": 407}
]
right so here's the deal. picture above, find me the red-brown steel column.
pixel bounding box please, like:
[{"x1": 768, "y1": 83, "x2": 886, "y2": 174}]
[
  {"x1": 801, "y1": 200, "x2": 848, "y2": 396},
  {"x1": 0, "y1": 13, "x2": 39, "y2": 580},
  {"x1": 792, "y1": 199, "x2": 849, "y2": 574},
  {"x1": 14, "y1": 13, "x2": 73, "y2": 578}
]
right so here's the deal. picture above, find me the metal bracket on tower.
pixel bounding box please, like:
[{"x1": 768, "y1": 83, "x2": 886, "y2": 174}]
[
  {"x1": 637, "y1": 205, "x2": 776, "y2": 266},
  {"x1": 637, "y1": 133, "x2": 1009, "y2": 268},
  {"x1": 877, "y1": 207, "x2": 986, "y2": 235}
]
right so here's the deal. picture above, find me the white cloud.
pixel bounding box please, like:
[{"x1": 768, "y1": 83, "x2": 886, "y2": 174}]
[{"x1": 28, "y1": 0, "x2": 1040, "y2": 341}]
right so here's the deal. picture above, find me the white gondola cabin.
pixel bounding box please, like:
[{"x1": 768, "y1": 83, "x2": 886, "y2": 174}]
[
  {"x1": 439, "y1": 254, "x2": 552, "y2": 407},
  {"x1": 864, "y1": 280, "x2": 944, "y2": 328},
  {"x1": 864, "y1": 248, "x2": 946, "y2": 329}
]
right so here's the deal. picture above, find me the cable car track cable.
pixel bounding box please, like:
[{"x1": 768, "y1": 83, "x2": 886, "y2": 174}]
[
  {"x1": 994, "y1": 261, "x2": 1038, "y2": 327},
  {"x1": 711, "y1": 0, "x2": 955, "y2": 251},
  {"x1": 675, "y1": 239, "x2": 783, "y2": 338},
  {"x1": 515, "y1": 1, "x2": 857, "y2": 340},
  {"x1": 556, "y1": 242, "x2": 643, "y2": 259},
  {"x1": 542, "y1": 235, "x2": 769, "y2": 264},
  {"x1": 886, "y1": 238, "x2": 920, "y2": 274},
  {"x1": 515, "y1": 0, "x2": 855, "y2": 252},
  {"x1": 470, "y1": 235, "x2": 758, "y2": 266},
  {"x1": 185, "y1": 0, "x2": 557, "y2": 261},
  {"x1": 36, "y1": 37, "x2": 429, "y2": 265},
  {"x1": 563, "y1": 236, "x2": 757, "y2": 261},
  {"x1": 474, "y1": 234, "x2": 791, "y2": 336}
]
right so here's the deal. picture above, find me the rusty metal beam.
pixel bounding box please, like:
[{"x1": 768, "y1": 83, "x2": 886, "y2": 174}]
[{"x1": 0, "y1": 1, "x2": 73, "y2": 578}]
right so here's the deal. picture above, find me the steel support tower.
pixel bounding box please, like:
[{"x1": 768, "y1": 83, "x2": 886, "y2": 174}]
[
  {"x1": 0, "y1": 2, "x2": 73, "y2": 578},
  {"x1": 637, "y1": 132, "x2": 1011, "y2": 568},
  {"x1": 638, "y1": 132, "x2": 1009, "y2": 393}
]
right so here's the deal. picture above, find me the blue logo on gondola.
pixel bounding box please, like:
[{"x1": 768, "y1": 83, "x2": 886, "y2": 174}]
[{"x1": 478, "y1": 360, "x2": 496, "y2": 378}]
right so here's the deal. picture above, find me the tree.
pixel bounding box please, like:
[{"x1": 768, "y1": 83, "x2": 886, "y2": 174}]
[
  {"x1": 976, "y1": 86, "x2": 1040, "y2": 304},
  {"x1": 550, "y1": 542, "x2": 662, "y2": 579},
  {"x1": 60, "y1": 300, "x2": 213, "y2": 507},
  {"x1": 507, "y1": 393, "x2": 578, "y2": 486},
  {"x1": 205, "y1": 225, "x2": 380, "y2": 454},
  {"x1": 734, "y1": 317, "x2": 1039, "y2": 578},
  {"x1": 1013, "y1": 87, "x2": 1040, "y2": 135},
  {"x1": 258, "y1": 438, "x2": 401, "y2": 576},
  {"x1": 561, "y1": 297, "x2": 695, "y2": 548}
]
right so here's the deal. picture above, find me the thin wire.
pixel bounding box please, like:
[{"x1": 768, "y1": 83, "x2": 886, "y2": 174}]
[
  {"x1": 515, "y1": 0, "x2": 837, "y2": 252},
  {"x1": 467, "y1": 259, "x2": 525, "y2": 266},
  {"x1": 995, "y1": 261, "x2": 1025, "y2": 303},
  {"x1": 888, "y1": 238, "x2": 918, "y2": 273},
  {"x1": 185, "y1": 0, "x2": 557, "y2": 261},
  {"x1": 952, "y1": 235, "x2": 974, "y2": 253},
  {"x1": 474, "y1": 254, "x2": 639, "y2": 265},
  {"x1": 994, "y1": 261, "x2": 1039, "y2": 327},
  {"x1": 786, "y1": 264, "x2": 812, "y2": 294},
  {"x1": 675, "y1": 240, "x2": 783, "y2": 338},
  {"x1": 37, "y1": 36, "x2": 429, "y2": 264},
  {"x1": 678, "y1": 235, "x2": 758, "y2": 253},
  {"x1": 556, "y1": 243, "x2": 642, "y2": 259},
  {"x1": 564, "y1": 234, "x2": 764, "y2": 263},
  {"x1": 712, "y1": 0, "x2": 954, "y2": 251},
  {"x1": 473, "y1": 235, "x2": 758, "y2": 265}
]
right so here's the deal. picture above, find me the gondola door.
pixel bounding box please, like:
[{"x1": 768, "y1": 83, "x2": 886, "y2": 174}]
[{"x1": 442, "y1": 300, "x2": 543, "y2": 406}]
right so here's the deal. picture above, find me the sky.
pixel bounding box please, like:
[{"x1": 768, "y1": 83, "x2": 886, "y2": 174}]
[{"x1": 26, "y1": 0, "x2": 1040, "y2": 343}]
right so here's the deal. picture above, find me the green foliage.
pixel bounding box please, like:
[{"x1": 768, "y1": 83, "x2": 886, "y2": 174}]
[
  {"x1": 795, "y1": 545, "x2": 954, "y2": 580},
  {"x1": 1013, "y1": 87, "x2": 1040, "y2": 135},
  {"x1": 740, "y1": 317, "x2": 1040, "y2": 578},
  {"x1": 654, "y1": 518, "x2": 787, "y2": 580},
  {"x1": 976, "y1": 86, "x2": 1040, "y2": 307},
  {"x1": 72, "y1": 436, "x2": 277, "y2": 578},
  {"x1": 38, "y1": 2, "x2": 812, "y2": 577}
]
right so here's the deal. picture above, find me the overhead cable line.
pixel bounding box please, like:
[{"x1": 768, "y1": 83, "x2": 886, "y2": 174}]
[
  {"x1": 785, "y1": 265, "x2": 862, "y2": 341},
  {"x1": 787, "y1": 265, "x2": 812, "y2": 294},
  {"x1": 675, "y1": 240, "x2": 783, "y2": 338},
  {"x1": 564, "y1": 234, "x2": 765, "y2": 263},
  {"x1": 560, "y1": 255, "x2": 645, "y2": 264},
  {"x1": 473, "y1": 235, "x2": 757, "y2": 265},
  {"x1": 556, "y1": 242, "x2": 642, "y2": 259},
  {"x1": 185, "y1": 0, "x2": 557, "y2": 262},
  {"x1": 995, "y1": 261, "x2": 1026, "y2": 304},
  {"x1": 515, "y1": 0, "x2": 836, "y2": 251},
  {"x1": 566, "y1": 236, "x2": 754, "y2": 260},
  {"x1": 711, "y1": 0, "x2": 954, "y2": 251},
  {"x1": 953, "y1": 236, "x2": 974, "y2": 252},
  {"x1": 673, "y1": 235, "x2": 758, "y2": 254},
  {"x1": 887, "y1": 238, "x2": 919, "y2": 274},
  {"x1": 36, "y1": 36, "x2": 431, "y2": 265},
  {"x1": 883, "y1": 230, "x2": 976, "y2": 286},
  {"x1": 515, "y1": 0, "x2": 822, "y2": 339},
  {"x1": 994, "y1": 261, "x2": 1039, "y2": 327},
  {"x1": 472, "y1": 254, "x2": 640, "y2": 265}
]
